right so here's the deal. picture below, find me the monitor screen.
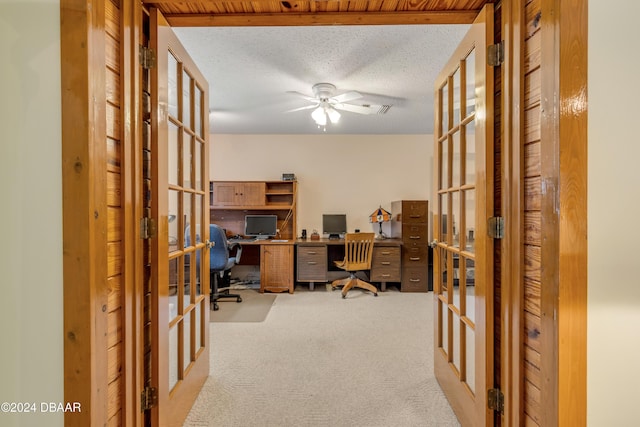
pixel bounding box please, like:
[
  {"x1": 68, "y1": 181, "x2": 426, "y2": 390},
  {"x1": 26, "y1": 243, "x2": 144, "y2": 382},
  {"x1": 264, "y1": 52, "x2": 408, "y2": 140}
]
[
  {"x1": 244, "y1": 215, "x2": 278, "y2": 239},
  {"x1": 322, "y1": 214, "x2": 347, "y2": 239}
]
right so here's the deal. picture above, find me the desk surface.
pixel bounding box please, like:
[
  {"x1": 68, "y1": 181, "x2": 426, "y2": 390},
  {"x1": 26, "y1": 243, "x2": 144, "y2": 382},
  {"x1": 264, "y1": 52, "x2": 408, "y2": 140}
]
[
  {"x1": 296, "y1": 237, "x2": 402, "y2": 246},
  {"x1": 229, "y1": 237, "x2": 402, "y2": 246}
]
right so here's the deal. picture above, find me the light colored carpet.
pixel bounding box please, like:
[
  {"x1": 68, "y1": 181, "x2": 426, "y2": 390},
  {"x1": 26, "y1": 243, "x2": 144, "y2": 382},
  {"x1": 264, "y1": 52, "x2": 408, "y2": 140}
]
[
  {"x1": 185, "y1": 286, "x2": 459, "y2": 427},
  {"x1": 211, "y1": 289, "x2": 276, "y2": 323}
]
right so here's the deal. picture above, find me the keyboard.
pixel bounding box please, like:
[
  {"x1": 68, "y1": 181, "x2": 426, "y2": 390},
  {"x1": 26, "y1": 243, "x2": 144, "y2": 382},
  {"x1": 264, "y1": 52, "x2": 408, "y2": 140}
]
[{"x1": 229, "y1": 237, "x2": 256, "y2": 243}]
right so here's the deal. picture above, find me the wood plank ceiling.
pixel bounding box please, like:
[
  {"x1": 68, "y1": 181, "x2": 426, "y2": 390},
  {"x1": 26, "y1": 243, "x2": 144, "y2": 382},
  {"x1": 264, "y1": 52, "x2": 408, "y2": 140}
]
[{"x1": 143, "y1": 0, "x2": 492, "y2": 26}]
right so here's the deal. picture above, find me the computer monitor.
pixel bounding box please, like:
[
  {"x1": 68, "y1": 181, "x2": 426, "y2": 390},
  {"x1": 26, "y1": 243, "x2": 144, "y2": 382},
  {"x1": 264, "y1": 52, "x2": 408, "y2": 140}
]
[
  {"x1": 322, "y1": 214, "x2": 347, "y2": 239},
  {"x1": 244, "y1": 215, "x2": 278, "y2": 239}
]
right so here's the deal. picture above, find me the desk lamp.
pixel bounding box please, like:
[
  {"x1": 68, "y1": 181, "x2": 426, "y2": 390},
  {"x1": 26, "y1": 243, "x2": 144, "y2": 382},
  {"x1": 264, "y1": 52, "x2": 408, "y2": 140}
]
[{"x1": 369, "y1": 206, "x2": 391, "y2": 239}]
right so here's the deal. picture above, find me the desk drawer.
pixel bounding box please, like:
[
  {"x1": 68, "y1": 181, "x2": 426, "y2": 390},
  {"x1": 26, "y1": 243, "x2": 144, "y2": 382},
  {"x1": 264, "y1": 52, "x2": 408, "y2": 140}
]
[
  {"x1": 296, "y1": 246, "x2": 327, "y2": 282},
  {"x1": 401, "y1": 266, "x2": 429, "y2": 292},
  {"x1": 371, "y1": 246, "x2": 401, "y2": 282}
]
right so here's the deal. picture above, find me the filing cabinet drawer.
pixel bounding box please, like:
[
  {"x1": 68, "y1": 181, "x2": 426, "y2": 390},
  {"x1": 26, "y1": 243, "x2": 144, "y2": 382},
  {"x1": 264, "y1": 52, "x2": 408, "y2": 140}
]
[
  {"x1": 402, "y1": 245, "x2": 429, "y2": 265},
  {"x1": 401, "y1": 267, "x2": 429, "y2": 292},
  {"x1": 371, "y1": 246, "x2": 401, "y2": 282},
  {"x1": 296, "y1": 246, "x2": 327, "y2": 282},
  {"x1": 392, "y1": 200, "x2": 428, "y2": 224},
  {"x1": 402, "y1": 224, "x2": 428, "y2": 243}
]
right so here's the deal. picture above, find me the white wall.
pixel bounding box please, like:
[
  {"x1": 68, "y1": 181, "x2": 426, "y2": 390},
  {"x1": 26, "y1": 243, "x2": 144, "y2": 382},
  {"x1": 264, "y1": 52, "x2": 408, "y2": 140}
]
[
  {"x1": 0, "y1": 0, "x2": 64, "y2": 426},
  {"x1": 588, "y1": 1, "x2": 640, "y2": 425},
  {"x1": 210, "y1": 134, "x2": 434, "y2": 237}
]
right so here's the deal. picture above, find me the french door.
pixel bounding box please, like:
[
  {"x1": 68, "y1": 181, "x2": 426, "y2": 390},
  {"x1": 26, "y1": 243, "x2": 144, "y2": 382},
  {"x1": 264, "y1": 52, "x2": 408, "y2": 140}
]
[
  {"x1": 150, "y1": 8, "x2": 210, "y2": 426},
  {"x1": 432, "y1": 4, "x2": 494, "y2": 426}
]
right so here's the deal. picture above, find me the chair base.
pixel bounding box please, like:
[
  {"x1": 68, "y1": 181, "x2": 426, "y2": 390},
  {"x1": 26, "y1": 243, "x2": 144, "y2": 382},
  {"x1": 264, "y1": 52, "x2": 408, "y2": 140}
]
[
  {"x1": 210, "y1": 290, "x2": 242, "y2": 311},
  {"x1": 331, "y1": 274, "x2": 378, "y2": 298},
  {"x1": 210, "y1": 270, "x2": 243, "y2": 311}
]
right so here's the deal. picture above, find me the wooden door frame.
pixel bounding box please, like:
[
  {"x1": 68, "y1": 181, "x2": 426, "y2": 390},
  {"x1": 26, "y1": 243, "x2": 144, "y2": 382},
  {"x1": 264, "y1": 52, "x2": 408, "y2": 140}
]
[
  {"x1": 61, "y1": 0, "x2": 144, "y2": 425},
  {"x1": 500, "y1": 0, "x2": 587, "y2": 425},
  {"x1": 60, "y1": 0, "x2": 588, "y2": 425}
]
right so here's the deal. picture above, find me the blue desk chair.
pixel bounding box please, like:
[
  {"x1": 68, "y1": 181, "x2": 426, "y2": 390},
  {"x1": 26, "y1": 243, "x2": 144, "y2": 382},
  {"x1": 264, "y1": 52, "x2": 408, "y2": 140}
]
[{"x1": 209, "y1": 224, "x2": 243, "y2": 311}]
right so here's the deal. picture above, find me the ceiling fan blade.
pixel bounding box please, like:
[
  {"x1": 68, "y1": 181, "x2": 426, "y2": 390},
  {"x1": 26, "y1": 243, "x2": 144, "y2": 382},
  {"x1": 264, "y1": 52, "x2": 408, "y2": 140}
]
[
  {"x1": 332, "y1": 91, "x2": 362, "y2": 103},
  {"x1": 286, "y1": 91, "x2": 317, "y2": 102},
  {"x1": 334, "y1": 103, "x2": 382, "y2": 115},
  {"x1": 284, "y1": 104, "x2": 318, "y2": 113}
]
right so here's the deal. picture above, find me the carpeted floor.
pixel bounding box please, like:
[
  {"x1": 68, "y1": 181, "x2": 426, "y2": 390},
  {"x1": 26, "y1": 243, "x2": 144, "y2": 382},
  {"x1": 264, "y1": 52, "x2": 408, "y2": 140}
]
[{"x1": 185, "y1": 286, "x2": 459, "y2": 427}]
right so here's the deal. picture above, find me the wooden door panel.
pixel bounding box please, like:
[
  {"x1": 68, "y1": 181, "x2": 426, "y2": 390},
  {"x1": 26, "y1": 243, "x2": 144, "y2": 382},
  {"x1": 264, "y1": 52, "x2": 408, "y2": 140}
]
[
  {"x1": 432, "y1": 4, "x2": 494, "y2": 426},
  {"x1": 150, "y1": 8, "x2": 210, "y2": 426}
]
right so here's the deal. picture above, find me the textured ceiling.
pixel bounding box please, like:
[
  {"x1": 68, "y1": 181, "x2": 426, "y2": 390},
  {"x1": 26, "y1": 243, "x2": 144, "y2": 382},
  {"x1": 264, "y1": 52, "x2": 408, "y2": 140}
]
[{"x1": 173, "y1": 24, "x2": 470, "y2": 134}]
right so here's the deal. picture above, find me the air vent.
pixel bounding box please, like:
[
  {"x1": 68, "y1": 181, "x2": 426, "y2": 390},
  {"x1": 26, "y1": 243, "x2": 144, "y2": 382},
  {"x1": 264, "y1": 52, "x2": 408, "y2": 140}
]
[{"x1": 376, "y1": 105, "x2": 392, "y2": 115}]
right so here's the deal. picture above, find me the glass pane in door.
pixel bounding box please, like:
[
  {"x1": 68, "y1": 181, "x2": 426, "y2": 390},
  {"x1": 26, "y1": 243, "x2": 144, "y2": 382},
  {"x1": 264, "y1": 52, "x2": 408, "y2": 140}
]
[
  {"x1": 168, "y1": 122, "x2": 179, "y2": 186},
  {"x1": 453, "y1": 67, "x2": 461, "y2": 126},
  {"x1": 183, "y1": 318, "x2": 191, "y2": 371},
  {"x1": 182, "y1": 70, "x2": 192, "y2": 128},
  {"x1": 441, "y1": 83, "x2": 448, "y2": 135},
  {"x1": 465, "y1": 49, "x2": 476, "y2": 117},
  {"x1": 452, "y1": 131, "x2": 461, "y2": 188},
  {"x1": 453, "y1": 312, "x2": 461, "y2": 371},
  {"x1": 168, "y1": 53, "x2": 178, "y2": 118},
  {"x1": 466, "y1": 326, "x2": 476, "y2": 393}
]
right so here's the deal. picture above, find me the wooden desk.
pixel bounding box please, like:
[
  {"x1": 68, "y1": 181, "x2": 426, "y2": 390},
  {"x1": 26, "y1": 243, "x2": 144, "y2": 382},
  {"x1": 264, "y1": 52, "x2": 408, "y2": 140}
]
[{"x1": 295, "y1": 238, "x2": 402, "y2": 291}]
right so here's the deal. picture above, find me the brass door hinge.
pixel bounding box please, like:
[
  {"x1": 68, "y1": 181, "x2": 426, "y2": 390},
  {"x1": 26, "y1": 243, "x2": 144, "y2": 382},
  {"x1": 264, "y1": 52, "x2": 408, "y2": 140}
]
[
  {"x1": 488, "y1": 387, "x2": 504, "y2": 413},
  {"x1": 488, "y1": 41, "x2": 504, "y2": 67},
  {"x1": 140, "y1": 217, "x2": 156, "y2": 239},
  {"x1": 141, "y1": 386, "x2": 157, "y2": 411},
  {"x1": 488, "y1": 216, "x2": 504, "y2": 239},
  {"x1": 140, "y1": 45, "x2": 156, "y2": 69}
]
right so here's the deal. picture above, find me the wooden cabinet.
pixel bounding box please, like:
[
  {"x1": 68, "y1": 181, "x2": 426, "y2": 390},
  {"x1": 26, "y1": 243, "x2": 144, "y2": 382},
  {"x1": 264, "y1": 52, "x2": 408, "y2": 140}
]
[
  {"x1": 260, "y1": 243, "x2": 294, "y2": 293},
  {"x1": 211, "y1": 181, "x2": 265, "y2": 207},
  {"x1": 391, "y1": 200, "x2": 429, "y2": 292}
]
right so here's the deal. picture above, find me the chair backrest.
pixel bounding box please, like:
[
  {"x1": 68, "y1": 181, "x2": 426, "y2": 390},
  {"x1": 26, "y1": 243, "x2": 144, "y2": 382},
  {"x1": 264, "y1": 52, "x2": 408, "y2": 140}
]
[
  {"x1": 342, "y1": 232, "x2": 375, "y2": 271},
  {"x1": 209, "y1": 224, "x2": 230, "y2": 272}
]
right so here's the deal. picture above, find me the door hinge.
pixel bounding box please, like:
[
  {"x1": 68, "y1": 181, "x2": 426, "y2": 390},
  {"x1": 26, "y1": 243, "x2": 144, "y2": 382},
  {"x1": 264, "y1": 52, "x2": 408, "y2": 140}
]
[
  {"x1": 488, "y1": 41, "x2": 504, "y2": 67},
  {"x1": 141, "y1": 386, "x2": 157, "y2": 411},
  {"x1": 488, "y1": 388, "x2": 504, "y2": 413},
  {"x1": 488, "y1": 216, "x2": 505, "y2": 239},
  {"x1": 140, "y1": 217, "x2": 156, "y2": 239},
  {"x1": 139, "y1": 45, "x2": 156, "y2": 69}
]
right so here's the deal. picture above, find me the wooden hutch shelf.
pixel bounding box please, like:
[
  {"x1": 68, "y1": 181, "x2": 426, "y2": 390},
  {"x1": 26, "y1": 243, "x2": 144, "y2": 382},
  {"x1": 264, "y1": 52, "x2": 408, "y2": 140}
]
[{"x1": 210, "y1": 180, "x2": 297, "y2": 240}]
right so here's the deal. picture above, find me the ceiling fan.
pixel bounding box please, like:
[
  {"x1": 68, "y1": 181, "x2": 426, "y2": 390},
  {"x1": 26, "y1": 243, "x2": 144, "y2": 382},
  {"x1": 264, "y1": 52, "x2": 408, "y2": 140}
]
[{"x1": 286, "y1": 83, "x2": 392, "y2": 127}]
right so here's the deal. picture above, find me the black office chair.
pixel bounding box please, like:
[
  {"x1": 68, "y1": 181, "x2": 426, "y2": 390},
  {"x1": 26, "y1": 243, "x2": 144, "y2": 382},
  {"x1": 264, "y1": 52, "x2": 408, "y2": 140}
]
[{"x1": 210, "y1": 223, "x2": 243, "y2": 311}]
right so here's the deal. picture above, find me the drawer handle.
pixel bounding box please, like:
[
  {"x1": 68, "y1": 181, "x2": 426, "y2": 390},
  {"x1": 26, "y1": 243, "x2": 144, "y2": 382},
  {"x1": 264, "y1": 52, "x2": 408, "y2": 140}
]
[
  {"x1": 307, "y1": 261, "x2": 317, "y2": 265},
  {"x1": 380, "y1": 251, "x2": 391, "y2": 255},
  {"x1": 409, "y1": 215, "x2": 421, "y2": 218},
  {"x1": 307, "y1": 251, "x2": 317, "y2": 255},
  {"x1": 410, "y1": 257, "x2": 421, "y2": 261},
  {"x1": 410, "y1": 278, "x2": 421, "y2": 282},
  {"x1": 381, "y1": 261, "x2": 391, "y2": 265},
  {"x1": 381, "y1": 274, "x2": 390, "y2": 278},
  {"x1": 410, "y1": 236, "x2": 421, "y2": 239}
]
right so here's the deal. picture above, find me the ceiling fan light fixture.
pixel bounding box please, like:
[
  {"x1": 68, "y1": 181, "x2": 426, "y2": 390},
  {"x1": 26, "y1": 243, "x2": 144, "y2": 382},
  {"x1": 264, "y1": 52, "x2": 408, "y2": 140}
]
[
  {"x1": 326, "y1": 107, "x2": 341, "y2": 124},
  {"x1": 311, "y1": 106, "x2": 327, "y2": 126}
]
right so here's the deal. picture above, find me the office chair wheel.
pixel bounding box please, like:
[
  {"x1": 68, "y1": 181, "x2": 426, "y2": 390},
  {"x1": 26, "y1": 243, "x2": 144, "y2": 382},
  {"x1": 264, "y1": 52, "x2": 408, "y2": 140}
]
[
  {"x1": 213, "y1": 302, "x2": 219, "y2": 311},
  {"x1": 237, "y1": 297, "x2": 243, "y2": 303},
  {"x1": 342, "y1": 294, "x2": 346, "y2": 299},
  {"x1": 374, "y1": 293, "x2": 378, "y2": 297}
]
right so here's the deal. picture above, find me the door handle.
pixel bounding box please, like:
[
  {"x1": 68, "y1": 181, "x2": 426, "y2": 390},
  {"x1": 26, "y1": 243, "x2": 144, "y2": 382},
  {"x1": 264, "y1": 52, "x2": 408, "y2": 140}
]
[
  {"x1": 206, "y1": 240, "x2": 215, "y2": 249},
  {"x1": 429, "y1": 239, "x2": 438, "y2": 249}
]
